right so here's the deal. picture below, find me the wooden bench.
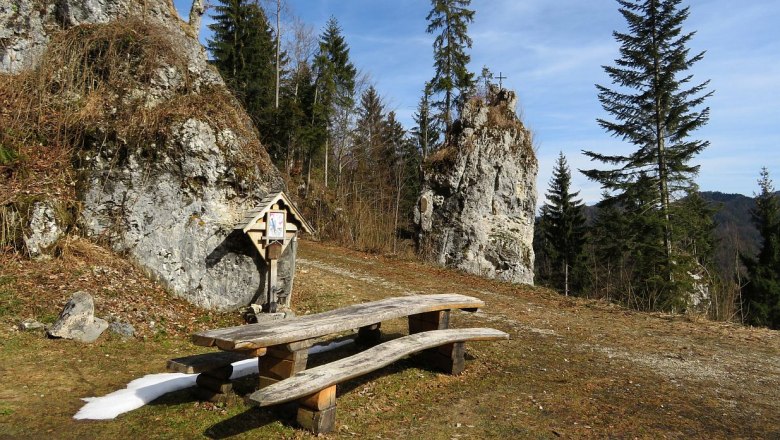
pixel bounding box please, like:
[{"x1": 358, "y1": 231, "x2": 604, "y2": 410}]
[
  {"x1": 167, "y1": 351, "x2": 256, "y2": 398},
  {"x1": 249, "y1": 328, "x2": 509, "y2": 433}
]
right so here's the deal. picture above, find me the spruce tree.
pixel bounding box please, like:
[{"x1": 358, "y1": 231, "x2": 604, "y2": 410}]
[
  {"x1": 587, "y1": 195, "x2": 632, "y2": 303},
  {"x1": 314, "y1": 17, "x2": 357, "y2": 113},
  {"x1": 208, "y1": 0, "x2": 276, "y2": 134},
  {"x1": 353, "y1": 86, "x2": 386, "y2": 187},
  {"x1": 742, "y1": 168, "x2": 780, "y2": 329},
  {"x1": 411, "y1": 83, "x2": 439, "y2": 159},
  {"x1": 426, "y1": 0, "x2": 475, "y2": 134},
  {"x1": 312, "y1": 16, "x2": 357, "y2": 187},
  {"x1": 582, "y1": 0, "x2": 712, "y2": 308},
  {"x1": 540, "y1": 153, "x2": 587, "y2": 295},
  {"x1": 674, "y1": 185, "x2": 717, "y2": 268}
]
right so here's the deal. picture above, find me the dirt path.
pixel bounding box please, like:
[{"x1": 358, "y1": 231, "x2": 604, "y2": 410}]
[{"x1": 295, "y1": 241, "x2": 780, "y2": 439}]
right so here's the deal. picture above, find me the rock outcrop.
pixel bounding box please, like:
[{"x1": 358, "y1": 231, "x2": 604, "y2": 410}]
[
  {"x1": 1, "y1": 0, "x2": 295, "y2": 310},
  {"x1": 23, "y1": 201, "x2": 63, "y2": 259},
  {"x1": 415, "y1": 86, "x2": 537, "y2": 285}
]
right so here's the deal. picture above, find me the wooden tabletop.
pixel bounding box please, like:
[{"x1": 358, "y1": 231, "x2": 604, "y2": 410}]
[{"x1": 192, "y1": 293, "x2": 484, "y2": 351}]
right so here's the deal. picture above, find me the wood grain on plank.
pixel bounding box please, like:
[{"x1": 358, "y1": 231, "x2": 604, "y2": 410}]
[
  {"x1": 192, "y1": 293, "x2": 485, "y2": 351},
  {"x1": 248, "y1": 328, "x2": 508, "y2": 407}
]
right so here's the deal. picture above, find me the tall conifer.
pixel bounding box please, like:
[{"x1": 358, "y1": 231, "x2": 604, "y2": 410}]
[
  {"x1": 426, "y1": 0, "x2": 475, "y2": 134},
  {"x1": 742, "y1": 168, "x2": 780, "y2": 329},
  {"x1": 540, "y1": 153, "x2": 587, "y2": 295},
  {"x1": 313, "y1": 17, "x2": 357, "y2": 187},
  {"x1": 208, "y1": 0, "x2": 276, "y2": 134},
  {"x1": 582, "y1": 0, "x2": 712, "y2": 307},
  {"x1": 411, "y1": 83, "x2": 439, "y2": 159}
]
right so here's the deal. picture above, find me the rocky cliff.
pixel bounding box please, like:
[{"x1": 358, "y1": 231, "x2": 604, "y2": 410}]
[
  {"x1": 1, "y1": 0, "x2": 295, "y2": 310},
  {"x1": 415, "y1": 86, "x2": 537, "y2": 285}
]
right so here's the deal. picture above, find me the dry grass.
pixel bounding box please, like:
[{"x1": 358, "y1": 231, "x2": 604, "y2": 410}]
[
  {"x1": 0, "y1": 239, "x2": 778, "y2": 438},
  {"x1": 0, "y1": 236, "x2": 241, "y2": 337}
]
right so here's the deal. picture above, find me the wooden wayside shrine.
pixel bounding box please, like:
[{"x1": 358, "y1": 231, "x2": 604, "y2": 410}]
[{"x1": 234, "y1": 191, "x2": 313, "y2": 312}]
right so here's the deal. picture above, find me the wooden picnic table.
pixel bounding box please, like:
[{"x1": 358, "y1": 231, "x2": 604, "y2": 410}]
[{"x1": 178, "y1": 293, "x2": 505, "y2": 434}]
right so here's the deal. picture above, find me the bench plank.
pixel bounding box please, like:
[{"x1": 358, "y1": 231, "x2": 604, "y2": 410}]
[
  {"x1": 193, "y1": 294, "x2": 484, "y2": 351},
  {"x1": 167, "y1": 351, "x2": 254, "y2": 374},
  {"x1": 249, "y1": 328, "x2": 508, "y2": 407}
]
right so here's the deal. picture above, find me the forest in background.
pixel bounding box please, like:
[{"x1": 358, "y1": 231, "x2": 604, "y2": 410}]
[
  {"x1": 195, "y1": 0, "x2": 778, "y2": 329},
  {"x1": 1, "y1": 0, "x2": 777, "y2": 329}
]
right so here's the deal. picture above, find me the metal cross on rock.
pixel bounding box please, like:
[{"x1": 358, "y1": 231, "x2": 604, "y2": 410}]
[{"x1": 497, "y1": 72, "x2": 507, "y2": 90}]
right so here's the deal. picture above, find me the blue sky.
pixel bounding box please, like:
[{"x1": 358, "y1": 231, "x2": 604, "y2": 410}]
[{"x1": 174, "y1": 0, "x2": 779, "y2": 205}]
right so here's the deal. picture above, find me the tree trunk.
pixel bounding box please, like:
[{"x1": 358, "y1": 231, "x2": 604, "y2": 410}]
[
  {"x1": 324, "y1": 138, "x2": 329, "y2": 188},
  {"x1": 652, "y1": 13, "x2": 674, "y2": 284}
]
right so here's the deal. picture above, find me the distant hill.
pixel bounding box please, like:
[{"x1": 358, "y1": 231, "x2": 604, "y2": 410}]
[
  {"x1": 700, "y1": 191, "x2": 761, "y2": 275},
  {"x1": 577, "y1": 191, "x2": 765, "y2": 276},
  {"x1": 701, "y1": 191, "x2": 760, "y2": 254}
]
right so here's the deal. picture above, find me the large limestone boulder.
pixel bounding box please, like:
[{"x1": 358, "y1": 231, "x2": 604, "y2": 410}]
[
  {"x1": 47, "y1": 291, "x2": 109, "y2": 343},
  {"x1": 415, "y1": 86, "x2": 538, "y2": 285},
  {"x1": 1, "y1": 0, "x2": 295, "y2": 310}
]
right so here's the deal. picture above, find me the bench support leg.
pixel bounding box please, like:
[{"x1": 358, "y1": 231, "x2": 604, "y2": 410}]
[
  {"x1": 297, "y1": 385, "x2": 337, "y2": 434},
  {"x1": 258, "y1": 343, "x2": 310, "y2": 389},
  {"x1": 194, "y1": 365, "x2": 234, "y2": 402},
  {"x1": 357, "y1": 323, "x2": 382, "y2": 346},
  {"x1": 408, "y1": 310, "x2": 450, "y2": 334},
  {"x1": 419, "y1": 341, "x2": 466, "y2": 375}
]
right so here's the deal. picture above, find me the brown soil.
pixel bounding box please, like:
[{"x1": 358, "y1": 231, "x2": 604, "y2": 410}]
[{"x1": 0, "y1": 239, "x2": 778, "y2": 439}]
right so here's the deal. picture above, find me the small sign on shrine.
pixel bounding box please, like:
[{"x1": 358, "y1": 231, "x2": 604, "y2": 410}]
[{"x1": 235, "y1": 191, "x2": 313, "y2": 313}]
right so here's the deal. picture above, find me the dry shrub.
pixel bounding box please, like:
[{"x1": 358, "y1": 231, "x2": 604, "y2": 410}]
[
  {"x1": 423, "y1": 145, "x2": 458, "y2": 175},
  {"x1": 1, "y1": 19, "x2": 190, "y2": 152},
  {"x1": 486, "y1": 104, "x2": 520, "y2": 131},
  {"x1": 295, "y1": 179, "x2": 414, "y2": 256}
]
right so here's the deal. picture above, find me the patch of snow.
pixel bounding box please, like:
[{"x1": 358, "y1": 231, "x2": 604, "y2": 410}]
[
  {"x1": 73, "y1": 338, "x2": 355, "y2": 420},
  {"x1": 73, "y1": 373, "x2": 199, "y2": 420}
]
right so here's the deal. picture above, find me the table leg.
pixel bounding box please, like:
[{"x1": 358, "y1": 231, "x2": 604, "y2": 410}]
[
  {"x1": 408, "y1": 310, "x2": 450, "y2": 334},
  {"x1": 357, "y1": 323, "x2": 382, "y2": 346},
  {"x1": 258, "y1": 341, "x2": 311, "y2": 388}
]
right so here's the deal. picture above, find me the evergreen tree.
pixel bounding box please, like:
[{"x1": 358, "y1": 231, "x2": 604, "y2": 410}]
[
  {"x1": 411, "y1": 83, "x2": 439, "y2": 159},
  {"x1": 742, "y1": 168, "x2": 780, "y2": 329},
  {"x1": 353, "y1": 86, "x2": 386, "y2": 188},
  {"x1": 208, "y1": 0, "x2": 276, "y2": 136},
  {"x1": 313, "y1": 16, "x2": 357, "y2": 187},
  {"x1": 540, "y1": 153, "x2": 587, "y2": 295},
  {"x1": 426, "y1": 0, "x2": 475, "y2": 134},
  {"x1": 586, "y1": 194, "x2": 632, "y2": 303},
  {"x1": 277, "y1": 59, "x2": 317, "y2": 173},
  {"x1": 582, "y1": 0, "x2": 712, "y2": 308},
  {"x1": 384, "y1": 112, "x2": 420, "y2": 252},
  {"x1": 674, "y1": 185, "x2": 717, "y2": 268},
  {"x1": 314, "y1": 17, "x2": 357, "y2": 112}
]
